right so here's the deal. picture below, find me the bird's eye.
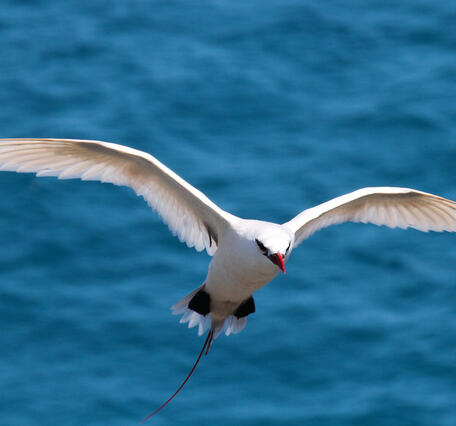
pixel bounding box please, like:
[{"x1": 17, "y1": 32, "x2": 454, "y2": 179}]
[
  {"x1": 255, "y1": 239, "x2": 268, "y2": 255},
  {"x1": 285, "y1": 241, "x2": 291, "y2": 256}
]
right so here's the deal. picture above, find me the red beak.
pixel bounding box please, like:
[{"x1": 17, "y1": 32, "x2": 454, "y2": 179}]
[{"x1": 268, "y1": 252, "x2": 285, "y2": 274}]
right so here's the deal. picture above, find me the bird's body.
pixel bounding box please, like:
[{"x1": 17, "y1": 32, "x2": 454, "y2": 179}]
[
  {"x1": 1, "y1": 138, "x2": 455, "y2": 419},
  {"x1": 207, "y1": 220, "x2": 290, "y2": 303},
  {"x1": 175, "y1": 220, "x2": 294, "y2": 336}
]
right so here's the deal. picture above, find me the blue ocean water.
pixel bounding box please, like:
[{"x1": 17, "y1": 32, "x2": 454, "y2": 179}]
[{"x1": 0, "y1": 1, "x2": 455, "y2": 425}]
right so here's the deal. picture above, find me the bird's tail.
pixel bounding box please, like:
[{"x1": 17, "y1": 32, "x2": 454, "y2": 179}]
[
  {"x1": 171, "y1": 286, "x2": 248, "y2": 339},
  {"x1": 141, "y1": 290, "x2": 249, "y2": 421},
  {"x1": 140, "y1": 328, "x2": 214, "y2": 422}
]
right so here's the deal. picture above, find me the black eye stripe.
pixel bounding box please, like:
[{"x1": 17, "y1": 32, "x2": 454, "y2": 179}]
[
  {"x1": 255, "y1": 239, "x2": 268, "y2": 254},
  {"x1": 285, "y1": 241, "x2": 291, "y2": 255}
]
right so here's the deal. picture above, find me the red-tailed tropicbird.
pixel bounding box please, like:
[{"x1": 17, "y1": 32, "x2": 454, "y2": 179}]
[{"x1": 1, "y1": 138, "x2": 455, "y2": 420}]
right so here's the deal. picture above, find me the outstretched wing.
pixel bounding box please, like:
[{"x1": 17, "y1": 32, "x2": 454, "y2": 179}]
[
  {"x1": 284, "y1": 187, "x2": 456, "y2": 247},
  {"x1": 0, "y1": 138, "x2": 237, "y2": 255}
]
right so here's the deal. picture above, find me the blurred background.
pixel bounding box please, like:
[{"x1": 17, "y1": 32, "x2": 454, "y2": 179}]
[{"x1": 0, "y1": 1, "x2": 455, "y2": 425}]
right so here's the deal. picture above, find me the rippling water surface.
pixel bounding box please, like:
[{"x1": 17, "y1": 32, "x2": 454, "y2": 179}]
[{"x1": 0, "y1": 1, "x2": 455, "y2": 425}]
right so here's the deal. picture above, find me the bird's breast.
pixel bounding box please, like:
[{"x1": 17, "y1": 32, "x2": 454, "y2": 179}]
[{"x1": 204, "y1": 246, "x2": 278, "y2": 302}]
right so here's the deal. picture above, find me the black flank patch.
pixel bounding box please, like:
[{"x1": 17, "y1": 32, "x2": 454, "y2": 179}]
[
  {"x1": 188, "y1": 289, "x2": 211, "y2": 316},
  {"x1": 234, "y1": 296, "x2": 255, "y2": 318}
]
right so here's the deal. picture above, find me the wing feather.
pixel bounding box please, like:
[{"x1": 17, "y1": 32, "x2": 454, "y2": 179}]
[
  {"x1": 0, "y1": 138, "x2": 236, "y2": 255},
  {"x1": 284, "y1": 187, "x2": 456, "y2": 246}
]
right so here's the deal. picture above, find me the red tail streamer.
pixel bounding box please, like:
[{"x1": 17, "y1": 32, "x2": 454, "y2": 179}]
[{"x1": 141, "y1": 330, "x2": 214, "y2": 423}]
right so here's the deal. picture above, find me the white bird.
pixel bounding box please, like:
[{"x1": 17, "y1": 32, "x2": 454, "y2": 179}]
[{"x1": 1, "y1": 138, "x2": 456, "y2": 420}]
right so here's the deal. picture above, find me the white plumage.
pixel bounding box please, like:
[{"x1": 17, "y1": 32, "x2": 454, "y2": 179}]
[
  {"x1": 284, "y1": 187, "x2": 456, "y2": 246},
  {"x1": 1, "y1": 138, "x2": 456, "y2": 340},
  {"x1": 0, "y1": 138, "x2": 234, "y2": 255}
]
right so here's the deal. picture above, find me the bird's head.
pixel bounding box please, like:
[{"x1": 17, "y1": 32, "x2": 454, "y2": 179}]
[{"x1": 253, "y1": 226, "x2": 293, "y2": 274}]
